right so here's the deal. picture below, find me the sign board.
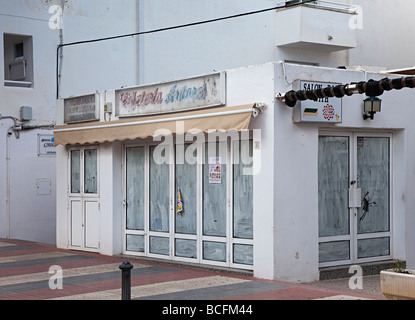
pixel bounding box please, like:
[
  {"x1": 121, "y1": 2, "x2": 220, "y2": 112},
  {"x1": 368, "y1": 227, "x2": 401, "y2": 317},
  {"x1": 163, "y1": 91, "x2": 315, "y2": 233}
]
[
  {"x1": 38, "y1": 134, "x2": 56, "y2": 156},
  {"x1": 64, "y1": 94, "x2": 98, "y2": 124},
  {"x1": 293, "y1": 81, "x2": 342, "y2": 123},
  {"x1": 116, "y1": 73, "x2": 226, "y2": 117}
]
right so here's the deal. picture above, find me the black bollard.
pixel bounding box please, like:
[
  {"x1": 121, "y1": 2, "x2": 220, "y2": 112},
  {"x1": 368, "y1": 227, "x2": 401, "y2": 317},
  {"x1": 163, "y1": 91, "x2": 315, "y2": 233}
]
[{"x1": 119, "y1": 261, "x2": 134, "y2": 300}]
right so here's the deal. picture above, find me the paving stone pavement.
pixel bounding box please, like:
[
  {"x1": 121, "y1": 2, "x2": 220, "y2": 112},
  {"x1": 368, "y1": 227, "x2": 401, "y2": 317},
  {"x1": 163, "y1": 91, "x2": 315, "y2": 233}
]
[{"x1": 0, "y1": 239, "x2": 386, "y2": 302}]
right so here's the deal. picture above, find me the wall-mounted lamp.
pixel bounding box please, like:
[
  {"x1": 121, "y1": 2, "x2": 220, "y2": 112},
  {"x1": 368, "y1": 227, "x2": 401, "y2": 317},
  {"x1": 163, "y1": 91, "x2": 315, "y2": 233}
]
[{"x1": 363, "y1": 97, "x2": 381, "y2": 120}]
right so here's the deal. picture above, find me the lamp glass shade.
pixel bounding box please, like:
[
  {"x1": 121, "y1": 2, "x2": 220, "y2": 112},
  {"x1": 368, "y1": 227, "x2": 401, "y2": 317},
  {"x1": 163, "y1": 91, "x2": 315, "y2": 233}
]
[{"x1": 364, "y1": 97, "x2": 381, "y2": 113}]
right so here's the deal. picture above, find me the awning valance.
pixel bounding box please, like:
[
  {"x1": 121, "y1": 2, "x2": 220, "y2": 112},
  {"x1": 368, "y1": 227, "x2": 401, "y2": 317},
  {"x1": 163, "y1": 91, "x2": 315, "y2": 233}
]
[{"x1": 54, "y1": 104, "x2": 261, "y2": 146}]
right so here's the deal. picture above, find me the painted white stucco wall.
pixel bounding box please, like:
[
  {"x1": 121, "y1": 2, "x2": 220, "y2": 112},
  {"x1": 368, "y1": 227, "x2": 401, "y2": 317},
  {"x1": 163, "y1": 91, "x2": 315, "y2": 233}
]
[
  {"x1": 349, "y1": 0, "x2": 415, "y2": 70},
  {"x1": 0, "y1": 0, "x2": 59, "y2": 244},
  {"x1": 58, "y1": 0, "x2": 139, "y2": 98}
]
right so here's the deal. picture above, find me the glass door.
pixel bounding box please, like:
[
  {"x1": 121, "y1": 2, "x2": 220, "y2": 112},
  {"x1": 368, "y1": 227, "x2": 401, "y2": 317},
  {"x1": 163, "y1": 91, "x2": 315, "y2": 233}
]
[
  {"x1": 318, "y1": 132, "x2": 392, "y2": 267},
  {"x1": 355, "y1": 136, "x2": 391, "y2": 260},
  {"x1": 318, "y1": 136, "x2": 351, "y2": 264}
]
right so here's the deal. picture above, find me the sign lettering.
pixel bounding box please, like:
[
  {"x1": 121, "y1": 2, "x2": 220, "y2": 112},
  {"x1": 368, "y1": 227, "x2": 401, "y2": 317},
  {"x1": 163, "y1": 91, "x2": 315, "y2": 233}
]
[
  {"x1": 64, "y1": 94, "x2": 98, "y2": 124},
  {"x1": 296, "y1": 81, "x2": 342, "y2": 123},
  {"x1": 116, "y1": 73, "x2": 225, "y2": 117}
]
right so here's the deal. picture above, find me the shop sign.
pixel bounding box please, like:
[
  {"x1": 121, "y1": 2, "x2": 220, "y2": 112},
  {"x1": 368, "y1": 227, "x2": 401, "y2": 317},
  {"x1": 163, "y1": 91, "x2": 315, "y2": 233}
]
[
  {"x1": 116, "y1": 73, "x2": 226, "y2": 117},
  {"x1": 64, "y1": 94, "x2": 98, "y2": 124},
  {"x1": 294, "y1": 81, "x2": 342, "y2": 123},
  {"x1": 38, "y1": 134, "x2": 56, "y2": 156}
]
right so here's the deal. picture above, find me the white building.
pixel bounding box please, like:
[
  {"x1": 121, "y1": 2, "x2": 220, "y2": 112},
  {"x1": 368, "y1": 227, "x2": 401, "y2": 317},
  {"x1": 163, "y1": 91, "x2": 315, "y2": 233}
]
[{"x1": 3, "y1": 0, "x2": 415, "y2": 282}]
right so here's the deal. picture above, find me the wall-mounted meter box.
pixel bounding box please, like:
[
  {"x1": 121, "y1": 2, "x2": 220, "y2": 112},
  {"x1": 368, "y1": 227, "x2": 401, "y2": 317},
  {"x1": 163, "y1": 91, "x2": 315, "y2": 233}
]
[{"x1": 20, "y1": 106, "x2": 33, "y2": 121}]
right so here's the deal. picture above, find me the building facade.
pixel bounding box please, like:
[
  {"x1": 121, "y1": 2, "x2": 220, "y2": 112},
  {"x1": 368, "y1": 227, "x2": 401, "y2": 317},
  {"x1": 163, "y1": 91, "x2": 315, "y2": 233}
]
[
  {"x1": 3, "y1": 0, "x2": 415, "y2": 281},
  {"x1": 55, "y1": 61, "x2": 415, "y2": 282}
]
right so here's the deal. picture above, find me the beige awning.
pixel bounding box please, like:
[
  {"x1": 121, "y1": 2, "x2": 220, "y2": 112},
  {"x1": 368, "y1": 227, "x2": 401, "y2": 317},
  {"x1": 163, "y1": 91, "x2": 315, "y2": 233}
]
[{"x1": 54, "y1": 104, "x2": 260, "y2": 146}]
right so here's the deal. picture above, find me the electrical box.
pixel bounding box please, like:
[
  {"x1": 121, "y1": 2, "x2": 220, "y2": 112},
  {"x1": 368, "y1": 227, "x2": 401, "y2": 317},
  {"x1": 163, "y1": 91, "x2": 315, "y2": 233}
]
[
  {"x1": 20, "y1": 106, "x2": 32, "y2": 121},
  {"x1": 104, "y1": 102, "x2": 113, "y2": 113}
]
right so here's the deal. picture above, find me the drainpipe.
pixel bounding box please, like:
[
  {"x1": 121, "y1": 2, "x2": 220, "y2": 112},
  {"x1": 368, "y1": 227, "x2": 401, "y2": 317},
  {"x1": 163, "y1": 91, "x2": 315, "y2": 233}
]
[
  {"x1": 56, "y1": 0, "x2": 65, "y2": 99},
  {"x1": 1, "y1": 116, "x2": 18, "y2": 239},
  {"x1": 5, "y1": 130, "x2": 11, "y2": 239}
]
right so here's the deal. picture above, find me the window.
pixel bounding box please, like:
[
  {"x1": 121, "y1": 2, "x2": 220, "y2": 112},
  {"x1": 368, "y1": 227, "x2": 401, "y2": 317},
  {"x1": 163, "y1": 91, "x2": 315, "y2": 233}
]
[
  {"x1": 70, "y1": 148, "x2": 99, "y2": 195},
  {"x1": 3, "y1": 33, "x2": 33, "y2": 87},
  {"x1": 124, "y1": 136, "x2": 254, "y2": 269}
]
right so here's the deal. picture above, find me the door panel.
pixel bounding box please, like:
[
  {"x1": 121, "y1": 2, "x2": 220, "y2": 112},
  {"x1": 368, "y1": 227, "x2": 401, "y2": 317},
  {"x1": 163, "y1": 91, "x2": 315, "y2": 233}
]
[
  {"x1": 70, "y1": 200, "x2": 83, "y2": 247},
  {"x1": 356, "y1": 137, "x2": 390, "y2": 234},
  {"x1": 149, "y1": 145, "x2": 170, "y2": 233},
  {"x1": 71, "y1": 151, "x2": 81, "y2": 194},
  {"x1": 175, "y1": 144, "x2": 197, "y2": 235},
  {"x1": 318, "y1": 136, "x2": 350, "y2": 237},
  {"x1": 203, "y1": 142, "x2": 227, "y2": 237},
  {"x1": 126, "y1": 147, "x2": 145, "y2": 231},
  {"x1": 84, "y1": 149, "x2": 98, "y2": 194},
  {"x1": 357, "y1": 237, "x2": 390, "y2": 259},
  {"x1": 85, "y1": 201, "x2": 100, "y2": 249},
  {"x1": 319, "y1": 241, "x2": 350, "y2": 263}
]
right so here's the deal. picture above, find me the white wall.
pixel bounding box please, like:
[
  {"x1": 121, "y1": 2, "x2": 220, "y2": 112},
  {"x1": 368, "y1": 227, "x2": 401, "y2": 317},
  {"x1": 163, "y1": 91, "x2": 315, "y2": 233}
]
[
  {"x1": 350, "y1": 0, "x2": 415, "y2": 70},
  {"x1": 0, "y1": 0, "x2": 59, "y2": 244},
  {"x1": 58, "y1": 0, "x2": 139, "y2": 98},
  {"x1": 137, "y1": 0, "x2": 279, "y2": 85}
]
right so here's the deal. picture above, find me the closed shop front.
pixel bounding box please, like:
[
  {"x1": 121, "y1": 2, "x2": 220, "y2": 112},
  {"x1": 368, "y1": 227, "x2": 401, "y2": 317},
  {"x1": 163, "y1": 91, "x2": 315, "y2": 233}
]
[
  {"x1": 124, "y1": 137, "x2": 254, "y2": 269},
  {"x1": 55, "y1": 70, "x2": 268, "y2": 275}
]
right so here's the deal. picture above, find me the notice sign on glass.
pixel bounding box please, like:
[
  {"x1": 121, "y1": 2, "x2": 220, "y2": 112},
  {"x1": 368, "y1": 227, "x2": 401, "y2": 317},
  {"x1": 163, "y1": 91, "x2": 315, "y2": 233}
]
[
  {"x1": 116, "y1": 73, "x2": 226, "y2": 117},
  {"x1": 209, "y1": 157, "x2": 222, "y2": 184},
  {"x1": 64, "y1": 94, "x2": 98, "y2": 124},
  {"x1": 293, "y1": 81, "x2": 342, "y2": 123}
]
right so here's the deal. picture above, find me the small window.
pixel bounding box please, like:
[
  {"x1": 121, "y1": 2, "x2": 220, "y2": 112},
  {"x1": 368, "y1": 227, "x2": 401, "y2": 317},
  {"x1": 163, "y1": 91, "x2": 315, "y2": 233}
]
[
  {"x1": 3, "y1": 33, "x2": 33, "y2": 87},
  {"x1": 14, "y1": 42, "x2": 24, "y2": 60}
]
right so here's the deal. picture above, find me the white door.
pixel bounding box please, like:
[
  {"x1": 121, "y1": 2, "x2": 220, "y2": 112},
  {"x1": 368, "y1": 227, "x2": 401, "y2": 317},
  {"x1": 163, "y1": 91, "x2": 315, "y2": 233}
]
[
  {"x1": 69, "y1": 148, "x2": 100, "y2": 252},
  {"x1": 318, "y1": 132, "x2": 392, "y2": 267}
]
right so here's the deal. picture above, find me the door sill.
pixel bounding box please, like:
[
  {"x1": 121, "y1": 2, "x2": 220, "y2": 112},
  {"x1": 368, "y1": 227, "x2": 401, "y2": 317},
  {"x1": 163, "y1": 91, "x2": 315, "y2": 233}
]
[{"x1": 68, "y1": 246, "x2": 100, "y2": 254}]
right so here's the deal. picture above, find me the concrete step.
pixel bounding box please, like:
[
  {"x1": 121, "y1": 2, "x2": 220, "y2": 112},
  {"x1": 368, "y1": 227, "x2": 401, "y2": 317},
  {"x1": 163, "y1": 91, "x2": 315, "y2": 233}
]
[{"x1": 319, "y1": 260, "x2": 397, "y2": 280}]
